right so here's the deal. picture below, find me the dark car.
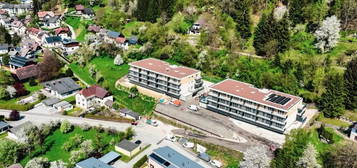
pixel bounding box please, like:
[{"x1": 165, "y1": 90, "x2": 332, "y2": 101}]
[
  {"x1": 135, "y1": 140, "x2": 142, "y2": 144},
  {"x1": 131, "y1": 121, "x2": 138, "y2": 126}
]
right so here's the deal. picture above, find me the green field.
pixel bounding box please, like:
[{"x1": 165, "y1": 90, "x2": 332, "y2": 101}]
[
  {"x1": 20, "y1": 126, "x2": 121, "y2": 165},
  {"x1": 70, "y1": 56, "x2": 156, "y2": 115},
  {"x1": 64, "y1": 16, "x2": 92, "y2": 42},
  {"x1": 317, "y1": 117, "x2": 351, "y2": 127},
  {"x1": 24, "y1": 82, "x2": 43, "y2": 93}
]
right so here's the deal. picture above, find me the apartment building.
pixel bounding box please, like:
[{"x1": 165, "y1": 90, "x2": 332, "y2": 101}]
[
  {"x1": 206, "y1": 79, "x2": 307, "y2": 134},
  {"x1": 128, "y1": 58, "x2": 203, "y2": 100}
]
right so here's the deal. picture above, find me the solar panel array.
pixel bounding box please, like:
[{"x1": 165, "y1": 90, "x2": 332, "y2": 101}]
[{"x1": 267, "y1": 94, "x2": 291, "y2": 105}]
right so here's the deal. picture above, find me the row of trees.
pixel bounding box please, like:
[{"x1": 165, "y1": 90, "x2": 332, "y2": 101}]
[{"x1": 318, "y1": 58, "x2": 357, "y2": 118}]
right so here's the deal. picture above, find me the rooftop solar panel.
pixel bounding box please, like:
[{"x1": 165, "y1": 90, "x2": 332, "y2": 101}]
[{"x1": 267, "y1": 94, "x2": 291, "y2": 105}]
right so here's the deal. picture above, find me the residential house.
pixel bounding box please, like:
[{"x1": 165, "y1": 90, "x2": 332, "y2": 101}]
[
  {"x1": 98, "y1": 151, "x2": 121, "y2": 165},
  {"x1": 76, "y1": 157, "x2": 113, "y2": 168},
  {"x1": 10, "y1": 20, "x2": 26, "y2": 35},
  {"x1": 7, "y1": 121, "x2": 33, "y2": 142},
  {"x1": 43, "y1": 36, "x2": 62, "y2": 48},
  {"x1": 42, "y1": 97, "x2": 61, "y2": 107},
  {"x1": 42, "y1": 15, "x2": 60, "y2": 29},
  {"x1": 350, "y1": 124, "x2": 357, "y2": 141},
  {"x1": 205, "y1": 79, "x2": 307, "y2": 134},
  {"x1": 15, "y1": 64, "x2": 38, "y2": 81},
  {"x1": 128, "y1": 58, "x2": 204, "y2": 100},
  {"x1": 148, "y1": 146, "x2": 205, "y2": 168},
  {"x1": 0, "y1": 9, "x2": 7, "y2": 16},
  {"x1": 62, "y1": 38, "x2": 80, "y2": 54},
  {"x1": 42, "y1": 77, "x2": 81, "y2": 99},
  {"x1": 37, "y1": 11, "x2": 55, "y2": 21},
  {"x1": 0, "y1": 44, "x2": 9, "y2": 54},
  {"x1": 75, "y1": 5, "x2": 84, "y2": 15},
  {"x1": 0, "y1": 3, "x2": 32, "y2": 16},
  {"x1": 83, "y1": 8, "x2": 94, "y2": 19},
  {"x1": 76, "y1": 85, "x2": 113, "y2": 110},
  {"x1": 115, "y1": 37, "x2": 128, "y2": 49},
  {"x1": 0, "y1": 17, "x2": 11, "y2": 28},
  {"x1": 55, "y1": 27, "x2": 70, "y2": 39},
  {"x1": 105, "y1": 31, "x2": 121, "y2": 43},
  {"x1": 36, "y1": 31, "x2": 49, "y2": 44},
  {"x1": 87, "y1": 25, "x2": 101, "y2": 33},
  {"x1": 27, "y1": 27, "x2": 41, "y2": 39},
  {"x1": 115, "y1": 139, "x2": 140, "y2": 157},
  {"x1": 53, "y1": 101, "x2": 73, "y2": 112},
  {"x1": 188, "y1": 23, "x2": 201, "y2": 35},
  {"x1": 0, "y1": 121, "x2": 10, "y2": 133},
  {"x1": 120, "y1": 108, "x2": 141, "y2": 121}
]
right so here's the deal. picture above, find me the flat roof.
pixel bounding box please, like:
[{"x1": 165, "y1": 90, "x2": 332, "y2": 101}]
[
  {"x1": 210, "y1": 79, "x2": 302, "y2": 111},
  {"x1": 116, "y1": 139, "x2": 139, "y2": 152},
  {"x1": 150, "y1": 146, "x2": 204, "y2": 168},
  {"x1": 129, "y1": 58, "x2": 200, "y2": 79}
]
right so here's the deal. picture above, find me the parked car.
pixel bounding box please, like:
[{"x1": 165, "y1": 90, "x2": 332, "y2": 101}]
[
  {"x1": 183, "y1": 142, "x2": 194, "y2": 148},
  {"x1": 135, "y1": 140, "x2": 142, "y2": 144},
  {"x1": 146, "y1": 119, "x2": 158, "y2": 127},
  {"x1": 131, "y1": 121, "x2": 138, "y2": 126},
  {"x1": 188, "y1": 105, "x2": 199, "y2": 111},
  {"x1": 210, "y1": 160, "x2": 222, "y2": 168},
  {"x1": 166, "y1": 134, "x2": 177, "y2": 142}
]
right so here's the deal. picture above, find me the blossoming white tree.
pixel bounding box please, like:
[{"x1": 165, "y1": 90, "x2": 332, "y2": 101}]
[
  {"x1": 314, "y1": 15, "x2": 341, "y2": 53},
  {"x1": 296, "y1": 143, "x2": 321, "y2": 168},
  {"x1": 240, "y1": 145, "x2": 270, "y2": 168}
]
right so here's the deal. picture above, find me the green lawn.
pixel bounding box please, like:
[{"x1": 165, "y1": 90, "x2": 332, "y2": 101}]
[
  {"x1": 64, "y1": 16, "x2": 92, "y2": 42},
  {"x1": 62, "y1": 96, "x2": 75, "y2": 104},
  {"x1": 318, "y1": 117, "x2": 351, "y2": 127},
  {"x1": 69, "y1": 56, "x2": 156, "y2": 115},
  {"x1": 122, "y1": 21, "x2": 144, "y2": 37},
  {"x1": 69, "y1": 63, "x2": 96, "y2": 85},
  {"x1": 118, "y1": 145, "x2": 151, "y2": 162},
  {"x1": 20, "y1": 126, "x2": 122, "y2": 165},
  {"x1": 65, "y1": 16, "x2": 80, "y2": 29},
  {"x1": 24, "y1": 82, "x2": 43, "y2": 93},
  {"x1": 0, "y1": 132, "x2": 8, "y2": 139}
]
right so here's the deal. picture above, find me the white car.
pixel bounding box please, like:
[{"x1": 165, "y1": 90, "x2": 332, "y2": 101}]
[
  {"x1": 166, "y1": 135, "x2": 177, "y2": 142},
  {"x1": 188, "y1": 105, "x2": 199, "y2": 111},
  {"x1": 151, "y1": 120, "x2": 159, "y2": 127},
  {"x1": 210, "y1": 160, "x2": 222, "y2": 168},
  {"x1": 183, "y1": 142, "x2": 194, "y2": 148}
]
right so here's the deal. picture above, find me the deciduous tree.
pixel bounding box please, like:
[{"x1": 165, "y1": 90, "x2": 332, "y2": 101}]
[
  {"x1": 38, "y1": 50, "x2": 62, "y2": 82},
  {"x1": 296, "y1": 143, "x2": 321, "y2": 168},
  {"x1": 240, "y1": 145, "x2": 270, "y2": 168},
  {"x1": 314, "y1": 16, "x2": 341, "y2": 53}
]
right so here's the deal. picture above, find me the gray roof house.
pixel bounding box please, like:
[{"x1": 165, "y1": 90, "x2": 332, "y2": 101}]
[
  {"x1": 42, "y1": 98, "x2": 61, "y2": 106},
  {"x1": 0, "y1": 44, "x2": 9, "y2": 54},
  {"x1": 76, "y1": 157, "x2": 113, "y2": 168},
  {"x1": 42, "y1": 77, "x2": 81, "y2": 99},
  {"x1": 115, "y1": 139, "x2": 140, "y2": 157},
  {"x1": 149, "y1": 146, "x2": 205, "y2": 168},
  {"x1": 107, "y1": 31, "x2": 120, "y2": 39},
  {"x1": 8, "y1": 121, "x2": 33, "y2": 142}
]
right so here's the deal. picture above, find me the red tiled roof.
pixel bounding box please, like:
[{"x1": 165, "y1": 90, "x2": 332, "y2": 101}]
[
  {"x1": 115, "y1": 37, "x2": 126, "y2": 44},
  {"x1": 88, "y1": 25, "x2": 101, "y2": 32},
  {"x1": 54, "y1": 27, "x2": 69, "y2": 35},
  {"x1": 15, "y1": 64, "x2": 39, "y2": 81},
  {"x1": 79, "y1": 85, "x2": 109, "y2": 99},
  {"x1": 210, "y1": 79, "x2": 302, "y2": 111},
  {"x1": 129, "y1": 58, "x2": 200, "y2": 79},
  {"x1": 0, "y1": 9, "x2": 7, "y2": 15},
  {"x1": 37, "y1": 11, "x2": 54, "y2": 18},
  {"x1": 75, "y1": 5, "x2": 85, "y2": 11},
  {"x1": 27, "y1": 28, "x2": 40, "y2": 34}
]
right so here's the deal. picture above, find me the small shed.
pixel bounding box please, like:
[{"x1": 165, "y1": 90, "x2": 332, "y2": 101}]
[
  {"x1": 120, "y1": 109, "x2": 141, "y2": 120},
  {"x1": 53, "y1": 101, "x2": 73, "y2": 112},
  {"x1": 115, "y1": 139, "x2": 140, "y2": 157},
  {"x1": 42, "y1": 98, "x2": 61, "y2": 107},
  {"x1": 99, "y1": 151, "x2": 120, "y2": 164}
]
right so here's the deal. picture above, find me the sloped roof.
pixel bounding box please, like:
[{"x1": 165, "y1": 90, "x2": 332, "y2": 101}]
[
  {"x1": 42, "y1": 98, "x2": 61, "y2": 106},
  {"x1": 99, "y1": 151, "x2": 120, "y2": 164},
  {"x1": 115, "y1": 37, "x2": 126, "y2": 44},
  {"x1": 75, "y1": 4, "x2": 84, "y2": 11},
  {"x1": 37, "y1": 11, "x2": 54, "y2": 18},
  {"x1": 42, "y1": 77, "x2": 81, "y2": 95},
  {"x1": 79, "y1": 85, "x2": 109, "y2": 99},
  {"x1": 0, "y1": 121, "x2": 9, "y2": 129},
  {"x1": 45, "y1": 36, "x2": 62, "y2": 43},
  {"x1": 76, "y1": 157, "x2": 112, "y2": 168},
  {"x1": 54, "y1": 27, "x2": 69, "y2": 36},
  {"x1": 27, "y1": 28, "x2": 41, "y2": 34},
  {"x1": 88, "y1": 25, "x2": 101, "y2": 32},
  {"x1": 83, "y1": 8, "x2": 94, "y2": 15},
  {"x1": 120, "y1": 108, "x2": 140, "y2": 120},
  {"x1": 15, "y1": 64, "x2": 39, "y2": 80},
  {"x1": 107, "y1": 31, "x2": 120, "y2": 38},
  {"x1": 9, "y1": 56, "x2": 29, "y2": 67}
]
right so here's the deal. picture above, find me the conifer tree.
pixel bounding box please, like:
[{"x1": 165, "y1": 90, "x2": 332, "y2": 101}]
[
  {"x1": 275, "y1": 14, "x2": 290, "y2": 53},
  {"x1": 318, "y1": 73, "x2": 346, "y2": 118},
  {"x1": 344, "y1": 58, "x2": 357, "y2": 109},
  {"x1": 232, "y1": 0, "x2": 252, "y2": 39},
  {"x1": 253, "y1": 13, "x2": 275, "y2": 56}
]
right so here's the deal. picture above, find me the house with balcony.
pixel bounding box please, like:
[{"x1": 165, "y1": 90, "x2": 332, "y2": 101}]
[
  {"x1": 128, "y1": 58, "x2": 203, "y2": 100},
  {"x1": 205, "y1": 79, "x2": 307, "y2": 134},
  {"x1": 76, "y1": 85, "x2": 114, "y2": 110}
]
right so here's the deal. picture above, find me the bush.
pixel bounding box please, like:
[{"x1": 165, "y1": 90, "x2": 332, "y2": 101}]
[
  {"x1": 29, "y1": 78, "x2": 37, "y2": 86},
  {"x1": 9, "y1": 110, "x2": 20, "y2": 121},
  {"x1": 60, "y1": 120, "x2": 73, "y2": 134},
  {"x1": 62, "y1": 134, "x2": 83, "y2": 151},
  {"x1": 133, "y1": 155, "x2": 148, "y2": 168}
]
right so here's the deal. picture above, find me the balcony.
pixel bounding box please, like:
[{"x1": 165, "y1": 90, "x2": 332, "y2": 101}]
[
  {"x1": 129, "y1": 72, "x2": 139, "y2": 77},
  {"x1": 219, "y1": 95, "x2": 231, "y2": 101},
  {"x1": 168, "y1": 79, "x2": 180, "y2": 85},
  {"x1": 208, "y1": 91, "x2": 218, "y2": 97},
  {"x1": 139, "y1": 71, "x2": 148, "y2": 75},
  {"x1": 148, "y1": 73, "x2": 157, "y2": 78},
  {"x1": 129, "y1": 67, "x2": 139, "y2": 72},
  {"x1": 298, "y1": 104, "x2": 307, "y2": 114},
  {"x1": 157, "y1": 76, "x2": 167, "y2": 81}
]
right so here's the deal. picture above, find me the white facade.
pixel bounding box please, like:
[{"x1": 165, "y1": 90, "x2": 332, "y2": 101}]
[{"x1": 76, "y1": 93, "x2": 113, "y2": 110}]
